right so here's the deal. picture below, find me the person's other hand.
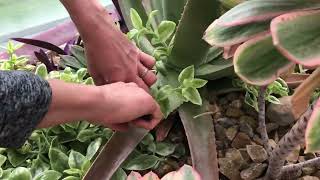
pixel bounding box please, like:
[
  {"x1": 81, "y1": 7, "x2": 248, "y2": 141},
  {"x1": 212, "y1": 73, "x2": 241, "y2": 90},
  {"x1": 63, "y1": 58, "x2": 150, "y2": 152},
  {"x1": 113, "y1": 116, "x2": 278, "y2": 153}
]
[
  {"x1": 84, "y1": 22, "x2": 157, "y2": 91},
  {"x1": 89, "y1": 82, "x2": 162, "y2": 131}
]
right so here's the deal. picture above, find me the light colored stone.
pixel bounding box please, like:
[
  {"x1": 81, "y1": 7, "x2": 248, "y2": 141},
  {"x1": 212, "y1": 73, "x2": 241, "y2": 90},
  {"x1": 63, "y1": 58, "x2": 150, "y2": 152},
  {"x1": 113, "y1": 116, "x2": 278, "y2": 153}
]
[
  {"x1": 225, "y1": 148, "x2": 247, "y2": 169},
  {"x1": 226, "y1": 127, "x2": 238, "y2": 141},
  {"x1": 298, "y1": 176, "x2": 320, "y2": 180},
  {"x1": 246, "y1": 145, "x2": 268, "y2": 163},
  {"x1": 266, "y1": 96, "x2": 295, "y2": 126},
  {"x1": 218, "y1": 158, "x2": 241, "y2": 180},
  {"x1": 240, "y1": 163, "x2": 267, "y2": 180}
]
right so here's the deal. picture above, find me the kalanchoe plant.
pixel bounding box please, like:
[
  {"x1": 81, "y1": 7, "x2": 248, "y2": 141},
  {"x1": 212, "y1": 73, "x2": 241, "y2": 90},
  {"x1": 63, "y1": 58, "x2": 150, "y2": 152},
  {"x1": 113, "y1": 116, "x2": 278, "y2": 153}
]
[{"x1": 204, "y1": 0, "x2": 320, "y2": 179}]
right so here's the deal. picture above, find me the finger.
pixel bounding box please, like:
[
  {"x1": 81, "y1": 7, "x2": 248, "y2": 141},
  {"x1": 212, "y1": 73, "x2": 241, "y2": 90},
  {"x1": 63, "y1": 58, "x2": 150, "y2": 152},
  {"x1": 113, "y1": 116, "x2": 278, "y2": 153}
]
[
  {"x1": 134, "y1": 77, "x2": 150, "y2": 93},
  {"x1": 139, "y1": 51, "x2": 156, "y2": 69},
  {"x1": 92, "y1": 76, "x2": 106, "y2": 86},
  {"x1": 138, "y1": 63, "x2": 157, "y2": 86},
  {"x1": 107, "y1": 123, "x2": 129, "y2": 131},
  {"x1": 132, "y1": 104, "x2": 163, "y2": 130}
]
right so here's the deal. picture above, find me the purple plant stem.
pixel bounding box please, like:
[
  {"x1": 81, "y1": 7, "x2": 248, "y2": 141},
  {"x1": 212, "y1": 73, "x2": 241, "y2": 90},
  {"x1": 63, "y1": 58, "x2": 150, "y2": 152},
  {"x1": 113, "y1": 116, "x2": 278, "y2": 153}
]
[
  {"x1": 258, "y1": 86, "x2": 271, "y2": 155},
  {"x1": 265, "y1": 106, "x2": 313, "y2": 180},
  {"x1": 280, "y1": 157, "x2": 320, "y2": 179}
]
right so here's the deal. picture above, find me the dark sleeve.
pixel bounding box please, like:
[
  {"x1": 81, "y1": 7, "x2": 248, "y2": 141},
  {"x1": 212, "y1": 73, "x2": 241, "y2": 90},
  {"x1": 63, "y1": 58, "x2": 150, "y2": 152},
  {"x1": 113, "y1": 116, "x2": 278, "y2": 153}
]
[{"x1": 0, "y1": 70, "x2": 52, "y2": 148}]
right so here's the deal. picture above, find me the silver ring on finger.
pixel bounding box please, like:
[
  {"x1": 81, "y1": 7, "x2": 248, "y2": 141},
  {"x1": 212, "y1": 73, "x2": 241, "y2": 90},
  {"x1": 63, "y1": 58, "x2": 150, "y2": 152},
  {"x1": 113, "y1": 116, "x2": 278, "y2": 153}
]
[{"x1": 141, "y1": 68, "x2": 149, "y2": 78}]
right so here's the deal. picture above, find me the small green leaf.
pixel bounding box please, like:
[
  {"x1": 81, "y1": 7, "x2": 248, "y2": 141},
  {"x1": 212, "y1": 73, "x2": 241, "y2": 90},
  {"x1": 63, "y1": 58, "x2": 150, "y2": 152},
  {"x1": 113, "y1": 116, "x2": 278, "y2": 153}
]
[
  {"x1": 77, "y1": 129, "x2": 99, "y2": 142},
  {"x1": 127, "y1": 29, "x2": 139, "y2": 40},
  {"x1": 49, "y1": 147, "x2": 69, "y2": 172},
  {"x1": 2, "y1": 168, "x2": 13, "y2": 179},
  {"x1": 35, "y1": 64, "x2": 48, "y2": 79},
  {"x1": 155, "y1": 142, "x2": 176, "y2": 156},
  {"x1": 267, "y1": 95, "x2": 281, "y2": 104},
  {"x1": 7, "y1": 149, "x2": 28, "y2": 167},
  {"x1": 68, "y1": 150, "x2": 87, "y2": 169},
  {"x1": 157, "y1": 21, "x2": 176, "y2": 42},
  {"x1": 0, "y1": 154, "x2": 6, "y2": 167},
  {"x1": 63, "y1": 168, "x2": 83, "y2": 176},
  {"x1": 182, "y1": 87, "x2": 202, "y2": 105},
  {"x1": 178, "y1": 66, "x2": 195, "y2": 83},
  {"x1": 86, "y1": 138, "x2": 102, "y2": 160},
  {"x1": 130, "y1": 8, "x2": 143, "y2": 29},
  {"x1": 122, "y1": 154, "x2": 159, "y2": 171},
  {"x1": 62, "y1": 176, "x2": 80, "y2": 180},
  {"x1": 76, "y1": 68, "x2": 87, "y2": 81},
  {"x1": 190, "y1": 79, "x2": 208, "y2": 88},
  {"x1": 8, "y1": 167, "x2": 32, "y2": 180},
  {"x1": 34, "y1": 170, "x2": 62, "y2": 180},
  {"x1": 30, "y1": 156, "x2": 50, "y2": 177},
  {"x1": 84, "y1": 77, "x2": 94, "y2": 85},
  {"x1": 70, "y1": 45, "x2": 87, "y2": 66},
  {"x1": 111, "y1": 168, "x2": 127, "y2": 180},
  {"x1": 146, "y1": 10, "x2": 159, "y2": 30},
  {"x1": 141, "y1": 133, "x2": 154, "y2": 145}
]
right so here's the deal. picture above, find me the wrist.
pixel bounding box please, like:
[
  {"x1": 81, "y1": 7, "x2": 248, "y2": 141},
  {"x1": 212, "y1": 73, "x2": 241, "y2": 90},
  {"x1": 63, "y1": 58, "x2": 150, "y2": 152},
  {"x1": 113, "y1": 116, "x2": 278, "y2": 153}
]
[
  {"x1": 39, "y1": 80, "x2": 101, "y2": 128},
  {"x1": 60, "y1": 0, "x2": 117, "y2": 42}
]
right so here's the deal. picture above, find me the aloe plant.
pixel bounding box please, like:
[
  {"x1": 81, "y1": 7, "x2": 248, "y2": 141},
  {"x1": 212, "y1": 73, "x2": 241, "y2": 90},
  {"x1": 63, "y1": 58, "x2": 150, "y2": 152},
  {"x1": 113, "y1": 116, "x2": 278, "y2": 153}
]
[
  {"x1": 204, "y1": 0, "x2": 320, "y2": 179},
  {"x1": 83, "y1": 0, "x2": 236, "y2": 179}
]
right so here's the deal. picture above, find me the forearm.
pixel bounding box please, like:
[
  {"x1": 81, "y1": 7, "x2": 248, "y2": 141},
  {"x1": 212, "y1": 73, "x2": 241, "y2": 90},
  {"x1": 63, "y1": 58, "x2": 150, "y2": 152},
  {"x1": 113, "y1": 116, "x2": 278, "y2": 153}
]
[
  {"x1": 59, "y1": 0, "x2": 116, "y2": 42},
  {"x1": 39, "y1": 80, "x2": 100, "y2": 128}
]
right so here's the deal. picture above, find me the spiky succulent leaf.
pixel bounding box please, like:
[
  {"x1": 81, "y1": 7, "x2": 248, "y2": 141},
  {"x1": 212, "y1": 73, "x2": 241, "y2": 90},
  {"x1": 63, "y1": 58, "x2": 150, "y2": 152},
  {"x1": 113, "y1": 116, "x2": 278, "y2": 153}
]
[
  {"x1": 168, "y1": 0, "x2": 220, "y2": 68},
  {"x1": 306, "y1": 99, "x2": 320, "y2": 152},
  {"x1": 271, "y1": 10, "x2": 320, "y2": 67},
  {"x1": 234, "y1": 34, "x2": 293, "y2": 86}
]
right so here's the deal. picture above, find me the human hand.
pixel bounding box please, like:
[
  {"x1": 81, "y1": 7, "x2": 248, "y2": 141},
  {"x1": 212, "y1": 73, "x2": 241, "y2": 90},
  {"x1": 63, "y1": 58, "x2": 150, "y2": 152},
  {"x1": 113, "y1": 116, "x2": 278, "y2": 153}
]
[
  {"x1": 88, "y1": 82, "x2": 162, "y2": 131},
  {"x1": 84, "y1": 29, "x2": 157, "y2": 91}
]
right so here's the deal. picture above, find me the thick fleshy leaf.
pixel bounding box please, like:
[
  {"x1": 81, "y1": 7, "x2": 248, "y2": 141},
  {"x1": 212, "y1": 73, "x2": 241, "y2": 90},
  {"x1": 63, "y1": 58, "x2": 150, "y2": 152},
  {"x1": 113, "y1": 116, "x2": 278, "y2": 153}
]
[
  {"x1": 213, "y1": 0, "x2": 319, "y2": 27},
  {"x1": 195, "y1": 57, "x2": 234, "y2": 81},
  {"x1": 8, "y1": 167, "x2": 32, "y2": 180},
  {"x1": 203, "y1": 20, "x2": 270, "y2": 47},
  {"x1": 162, "y1": 0, "x2": 187, "y2": 24},
  {"x1": 122, "y1": 154, "x2": 159, "y2": 171},
  {"x1": 140, "y1": 172, "x2": 160, "y2": 180},
  {"x1": 179, "y1": 102, "x2": 218, "y2": 180},
  {"x1": 203, "y1": 46, "x2": 223, "y2": 64},
  {"x1": 35, "y1": 64, "x2": 48, "y2": 79},
  {"x1": 130, "y1": 8, "x2": 144, "y2": 29},
  {"x1": 182, "y1": 87, "x2": 202, "y2": 105},
  {"x1": 271, "y1": 10, "x2": 320, "y2": 67},
  {"x1": 168, "y1": 0, "x2": 220, "y2": 68},
  {"x1": 162, "y1": 165, "x2": 201, "y2": 180},
  {"x1": 126, "y1": 171, "x2": 142, "y2": 180},
  {"x1": 234, "y1": 34, "x2": 293, "y2": 86},
  {"x1": 306, "y1": 99, "x2": 320, "y2": 152}
]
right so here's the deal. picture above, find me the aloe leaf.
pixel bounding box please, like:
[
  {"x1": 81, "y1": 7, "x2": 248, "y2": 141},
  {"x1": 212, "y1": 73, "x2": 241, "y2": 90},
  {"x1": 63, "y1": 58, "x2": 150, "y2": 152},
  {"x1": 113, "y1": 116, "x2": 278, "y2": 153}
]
[
  {"x1": 196, "y1": 57, "x2": 234, "y2": 80},
  {"x1": 83, "y1": 127, "x2": 148, "y2": 180},
  {"x1": 271, "y1": 10, "x2": 320, "y2": 67},
  {"x1": 178, "y1": 100, "x2": 219, "y2": 180},
  {"x1": 203, "y1": 20, "x2": 270, "y2": 47},
  {"x1": 203, "y1": 46, "x2": 223, "y2": 64},
  {"x1": 306, "y1": 99, "x2": 320, "y2": 152},
  {"x1": 234, "y1": 34, "x2": 293, "y2": 86},
  {"x1": 214, "y1": 0, "x2": 320, "y2": 27},
  {"x1": 12, "y1": 38, "x2": 66, "y2": 55},
  {"x1": 162, "y1": 0, "x2": 187, "y2": 24},
  {"x1": 168, "y1": 0, "x2": 220, "y2": 68}
]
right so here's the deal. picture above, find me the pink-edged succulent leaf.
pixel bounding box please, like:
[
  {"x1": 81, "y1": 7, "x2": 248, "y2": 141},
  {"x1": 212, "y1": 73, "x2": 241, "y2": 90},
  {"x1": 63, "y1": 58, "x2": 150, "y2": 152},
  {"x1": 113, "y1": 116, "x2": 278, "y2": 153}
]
[
  {"x1": 203, "y1": 20, "x2": 270, "y2": 47},
  {"x1": 214, "y1": 0, "x2": 320, "y2": 27},
  {"x1": 127, "y1": 165, "x2": 201, "y2": 180},
  {"x1": 305, "y1": 99, "x2": 320, "y2": 152},
  {"x1": 234, "y1": 33, "x2": 294, "y2": 86},
  {"x1": 223, "y1": 43, "x2": 241, "y2": 59},
  {"x1": 271, "y1": 10, "x2": 320, "y2": 67},
  {"x1": 161, "y1": 165, "x2": 201, "y2": 180},
  {"x1": 127, "y1": 171, "x2": 142, "y2": 180}
]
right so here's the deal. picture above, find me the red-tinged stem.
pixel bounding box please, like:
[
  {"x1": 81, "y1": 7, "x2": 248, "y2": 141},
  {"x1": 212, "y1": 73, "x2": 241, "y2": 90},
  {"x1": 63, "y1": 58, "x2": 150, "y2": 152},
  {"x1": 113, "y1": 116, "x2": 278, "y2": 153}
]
[
  {"x1": 258, "y1": 86, "x2": 271, "y2": 155},
  {"x1": 264, "y1": 106, "x2": 313, "y2": 180}
]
